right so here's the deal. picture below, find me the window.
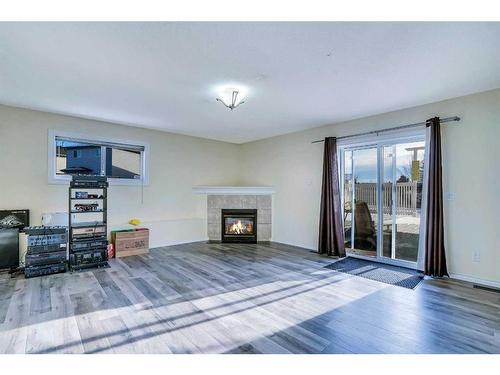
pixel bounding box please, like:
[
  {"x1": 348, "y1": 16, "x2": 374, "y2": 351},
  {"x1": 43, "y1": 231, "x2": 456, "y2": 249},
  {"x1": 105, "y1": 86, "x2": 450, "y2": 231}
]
[{"x1": 49, "y1": 131, "x2": 149, "y2": 185}]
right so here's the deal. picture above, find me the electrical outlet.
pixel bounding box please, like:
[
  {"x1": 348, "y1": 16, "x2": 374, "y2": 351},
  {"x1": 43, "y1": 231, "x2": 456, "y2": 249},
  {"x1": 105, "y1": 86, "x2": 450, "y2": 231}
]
[{"x1": 473, "y1": 249, "x2": 481, "y2": 262}]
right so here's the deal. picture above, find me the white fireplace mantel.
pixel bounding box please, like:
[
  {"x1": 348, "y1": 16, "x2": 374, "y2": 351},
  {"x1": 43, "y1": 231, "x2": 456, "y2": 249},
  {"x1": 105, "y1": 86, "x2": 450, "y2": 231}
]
[{"x1": 192, "y1": 186, "x2": 275, "y2": 195}]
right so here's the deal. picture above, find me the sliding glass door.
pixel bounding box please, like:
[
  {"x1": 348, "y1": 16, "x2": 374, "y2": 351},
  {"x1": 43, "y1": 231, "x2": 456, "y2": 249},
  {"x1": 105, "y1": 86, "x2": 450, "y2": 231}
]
[
  {"x1": 341, "y1": 136, "x2": 426, "y2": 268},
  {"x1": 343, "y1": 147, "x2": 378, "y2": 257},
  {"x1": 381, "y1": 141, "x2": 425, "y2": 263}
]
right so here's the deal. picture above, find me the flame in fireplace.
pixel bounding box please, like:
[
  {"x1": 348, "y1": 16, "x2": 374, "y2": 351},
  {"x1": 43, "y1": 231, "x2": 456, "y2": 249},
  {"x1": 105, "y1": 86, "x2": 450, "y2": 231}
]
[{"x1": 230, "y1": 220, "x2": 246, "y2": 234}]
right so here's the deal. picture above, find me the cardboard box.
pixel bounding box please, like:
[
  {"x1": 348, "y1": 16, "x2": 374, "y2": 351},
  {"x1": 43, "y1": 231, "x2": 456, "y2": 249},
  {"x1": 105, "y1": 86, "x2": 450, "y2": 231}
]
[{"x1": 112, "y1": 228, "x2": 149, "y2": 258}]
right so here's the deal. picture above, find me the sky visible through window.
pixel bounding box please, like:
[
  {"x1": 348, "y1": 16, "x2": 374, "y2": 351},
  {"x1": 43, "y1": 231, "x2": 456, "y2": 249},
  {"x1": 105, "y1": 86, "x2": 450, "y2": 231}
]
[{"x1": 346, "y1": 141, "x2": 425, "y2": 183}]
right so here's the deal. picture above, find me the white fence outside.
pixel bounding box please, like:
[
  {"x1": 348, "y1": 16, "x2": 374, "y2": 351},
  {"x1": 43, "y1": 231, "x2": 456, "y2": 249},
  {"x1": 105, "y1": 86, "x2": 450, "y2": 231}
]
[{"x1": 345, "y1": 182, "x2": 419, "y2": 216}]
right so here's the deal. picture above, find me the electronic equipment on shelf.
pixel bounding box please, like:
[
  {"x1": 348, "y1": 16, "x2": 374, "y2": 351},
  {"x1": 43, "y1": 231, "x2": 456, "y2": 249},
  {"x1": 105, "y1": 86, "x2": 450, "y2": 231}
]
[
  {"x1": 70, "y1": 248, "x2": 108, "y2": 269},
  {"x1": 24, "y1": 226, "x2": 68, "y2": 278},
  {"x1": 25, "y1": 263, "x2": 66, "y2": 278},
  {"x1": 27, "y1": 234, "x2": 67, "y2": 246},
  {"x1": 70, "y1": 175, "x2": 109, "y2": 188},
  {"x1": 25, "y1": 227, "x2": 67, "y2": 253},
  {"x1": 24, "y1": 226, "x2": 67, "y2": 235},
  {"x1": 25, "y1": 251, "x2": 67, "y2": 267},
  {"x1": 69, "y1": 176, "x2": 109, "y2": 271},
  {"x1": 25, "y1": 243, "x2": 67, "y2": 254},
  {"x1": 70, "y1": 224, "x2": 107, "y2": 239},
  {"x1": 73, "y1": 203, "x2": 100, "y2": 212},
  {"x1": 27, "y1": 233, "x2": 67, "y2": 246},
  {"x1": 71, "y1": 239, "x2": 108, "y2": 251},
  {"x1": 75, "y1": 191, "x2": 102, "y2": 199}
]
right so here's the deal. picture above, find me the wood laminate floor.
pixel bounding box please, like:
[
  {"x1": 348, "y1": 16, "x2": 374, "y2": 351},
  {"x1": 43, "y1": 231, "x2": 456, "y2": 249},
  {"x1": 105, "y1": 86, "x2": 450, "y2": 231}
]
[{"x1": 0, "y1": 241, "x2": 499, "y2": 354}]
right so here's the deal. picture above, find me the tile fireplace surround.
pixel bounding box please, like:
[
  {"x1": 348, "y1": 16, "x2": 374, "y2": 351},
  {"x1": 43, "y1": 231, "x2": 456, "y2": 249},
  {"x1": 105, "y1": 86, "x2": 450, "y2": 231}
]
[{"x1": 193, "y1": 186, "x2": 274, "y2": 242}]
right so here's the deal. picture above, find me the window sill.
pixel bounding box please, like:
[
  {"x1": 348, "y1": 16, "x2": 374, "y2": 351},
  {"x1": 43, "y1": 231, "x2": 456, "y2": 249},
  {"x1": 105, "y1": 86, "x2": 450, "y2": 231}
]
[{"x1": 49, "y1": 176, "x2": 149, "y2": 186}]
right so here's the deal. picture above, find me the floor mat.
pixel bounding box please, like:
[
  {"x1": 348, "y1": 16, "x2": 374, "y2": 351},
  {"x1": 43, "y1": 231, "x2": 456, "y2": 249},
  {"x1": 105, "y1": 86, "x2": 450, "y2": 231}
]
[{"x1": 325, "y1": 257, "x2": 423, "y2": 289}]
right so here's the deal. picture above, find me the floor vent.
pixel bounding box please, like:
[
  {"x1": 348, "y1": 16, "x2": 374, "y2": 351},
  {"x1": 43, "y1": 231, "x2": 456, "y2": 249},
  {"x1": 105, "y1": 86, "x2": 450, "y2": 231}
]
[{"x1": 473, "y1": 284, "x2": 500, "y2": 293}]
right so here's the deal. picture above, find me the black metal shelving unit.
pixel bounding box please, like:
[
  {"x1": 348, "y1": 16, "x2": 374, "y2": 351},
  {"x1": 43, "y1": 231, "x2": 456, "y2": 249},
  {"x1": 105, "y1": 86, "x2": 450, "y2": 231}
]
[{"x1": 68, "y1": 177, "x2": 109, "y2": 271}]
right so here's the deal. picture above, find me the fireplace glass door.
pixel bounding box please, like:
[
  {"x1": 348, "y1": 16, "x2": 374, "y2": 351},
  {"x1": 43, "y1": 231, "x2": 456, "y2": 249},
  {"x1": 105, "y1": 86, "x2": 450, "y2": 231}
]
[
  {"x1": 221, "y1": 209, "x2": 257, "y2": 243},
  {"x1": 225, "y1": 218, "x2": 254, "y2": 235}
]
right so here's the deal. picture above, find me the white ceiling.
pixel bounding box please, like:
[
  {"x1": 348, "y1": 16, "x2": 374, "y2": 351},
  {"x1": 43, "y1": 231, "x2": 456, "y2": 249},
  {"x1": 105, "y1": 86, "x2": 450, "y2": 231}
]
[{"x1": 0, "y1": 22, "x2": 499, "y2": 143}]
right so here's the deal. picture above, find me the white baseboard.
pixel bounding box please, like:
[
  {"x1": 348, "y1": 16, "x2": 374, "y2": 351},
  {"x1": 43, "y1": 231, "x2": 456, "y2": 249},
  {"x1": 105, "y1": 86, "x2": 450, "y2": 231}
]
[
  {"x1": 449, "y1": 272, "x2": 500, "y2": 289},
  {"x1": 271, "y1": 239, "x2": 316, "y2": 252},
  {"x1": 156, "y1": 237, "x2": 209, "y2": 247}
]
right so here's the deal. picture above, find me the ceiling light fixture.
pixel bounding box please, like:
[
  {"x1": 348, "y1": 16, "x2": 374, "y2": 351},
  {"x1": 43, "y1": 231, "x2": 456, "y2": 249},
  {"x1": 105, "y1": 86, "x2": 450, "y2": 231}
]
[{"x1": 216, "y1": 88, "x2": 245, "y2": 110}]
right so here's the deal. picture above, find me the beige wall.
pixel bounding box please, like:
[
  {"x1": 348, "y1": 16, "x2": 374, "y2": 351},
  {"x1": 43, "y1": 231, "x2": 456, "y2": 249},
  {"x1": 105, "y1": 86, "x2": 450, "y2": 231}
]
[
  {"x1": 238, "y1": 89, "x2": 500, "y2": 284},
  {"x1": 0, "y1": 105, "x2": 240, "y2": 245}
]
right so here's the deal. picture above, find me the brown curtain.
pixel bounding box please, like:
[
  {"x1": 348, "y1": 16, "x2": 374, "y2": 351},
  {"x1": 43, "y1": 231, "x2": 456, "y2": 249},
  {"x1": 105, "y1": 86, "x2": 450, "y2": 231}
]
[
  {"x1": 424, "y1": 117, "x2": 449, "y2": 277},
  {"x1": 318, "y1": 137, "x2": 346, "y2": 257}
]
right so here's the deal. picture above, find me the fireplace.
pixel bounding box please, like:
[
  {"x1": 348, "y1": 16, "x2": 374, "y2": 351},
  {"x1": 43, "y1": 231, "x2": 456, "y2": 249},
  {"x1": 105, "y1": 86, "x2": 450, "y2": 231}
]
[{"x1": 221, "y1": 209, "x2": 257, "y2": 243}]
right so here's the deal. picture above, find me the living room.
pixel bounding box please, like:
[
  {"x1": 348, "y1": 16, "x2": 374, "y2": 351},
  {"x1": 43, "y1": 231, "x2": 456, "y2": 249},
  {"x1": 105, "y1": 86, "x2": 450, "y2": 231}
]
[{"x1": 0, "y1": 1, "x2": 499, "y2": 373}]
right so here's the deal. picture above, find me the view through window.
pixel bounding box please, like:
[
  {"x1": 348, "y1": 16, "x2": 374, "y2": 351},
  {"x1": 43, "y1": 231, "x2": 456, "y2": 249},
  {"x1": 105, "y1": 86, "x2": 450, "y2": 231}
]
[{"x1": 55, "y1": 137, "x2": 144, "y2": 180}]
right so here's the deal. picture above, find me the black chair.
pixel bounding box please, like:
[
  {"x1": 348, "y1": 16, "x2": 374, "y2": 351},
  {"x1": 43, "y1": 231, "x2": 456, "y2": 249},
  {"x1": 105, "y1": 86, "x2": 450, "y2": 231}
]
[{"x1": 344, "y1": 201, "x2": 377, "y2": 251}]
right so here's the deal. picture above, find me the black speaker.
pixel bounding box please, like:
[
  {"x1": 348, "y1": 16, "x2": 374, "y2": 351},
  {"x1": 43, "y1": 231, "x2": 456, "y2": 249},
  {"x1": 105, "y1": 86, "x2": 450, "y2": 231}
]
[{"x1": 0, "y1": 228, "x2": 19, "y2": 270}]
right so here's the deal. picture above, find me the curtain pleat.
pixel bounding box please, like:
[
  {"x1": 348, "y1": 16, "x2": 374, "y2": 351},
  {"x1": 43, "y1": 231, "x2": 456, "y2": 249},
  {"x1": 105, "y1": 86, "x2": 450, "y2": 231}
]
[{"x1": 318, "y1": 137, "x2": 346, "y2": 257}]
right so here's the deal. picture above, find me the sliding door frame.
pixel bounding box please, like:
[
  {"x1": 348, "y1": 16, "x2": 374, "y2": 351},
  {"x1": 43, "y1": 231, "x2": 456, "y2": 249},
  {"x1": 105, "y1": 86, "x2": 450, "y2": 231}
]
[{"x1": 338, "y1": 129, "x2": 426, "y2": 270}]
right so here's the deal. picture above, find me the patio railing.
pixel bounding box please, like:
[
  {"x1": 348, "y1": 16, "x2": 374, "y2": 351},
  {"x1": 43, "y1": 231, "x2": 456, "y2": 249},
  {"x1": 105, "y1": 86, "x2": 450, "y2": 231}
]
[{"x1": 344, "y1": 182, "x2": 420, "y2": 216}]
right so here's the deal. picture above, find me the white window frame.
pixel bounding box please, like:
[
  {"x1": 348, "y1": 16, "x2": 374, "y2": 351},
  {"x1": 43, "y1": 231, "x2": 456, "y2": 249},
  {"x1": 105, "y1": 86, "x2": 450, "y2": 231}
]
[{"x1": 48, "y1": 129, "x2": 150, "y2": 186}]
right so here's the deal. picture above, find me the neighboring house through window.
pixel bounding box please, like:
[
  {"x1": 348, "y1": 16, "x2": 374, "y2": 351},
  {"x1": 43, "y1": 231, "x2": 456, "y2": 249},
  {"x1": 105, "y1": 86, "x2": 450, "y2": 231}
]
[{"x1": 48, "y1": 131, "x2": 149, "y2": 185}]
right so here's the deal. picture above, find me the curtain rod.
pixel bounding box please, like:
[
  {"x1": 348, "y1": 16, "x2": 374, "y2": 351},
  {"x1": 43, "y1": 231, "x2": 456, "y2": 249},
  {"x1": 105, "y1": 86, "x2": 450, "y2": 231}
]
[{"x1": 311, "y1": 116, "x2": 460, "y2": 144}]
